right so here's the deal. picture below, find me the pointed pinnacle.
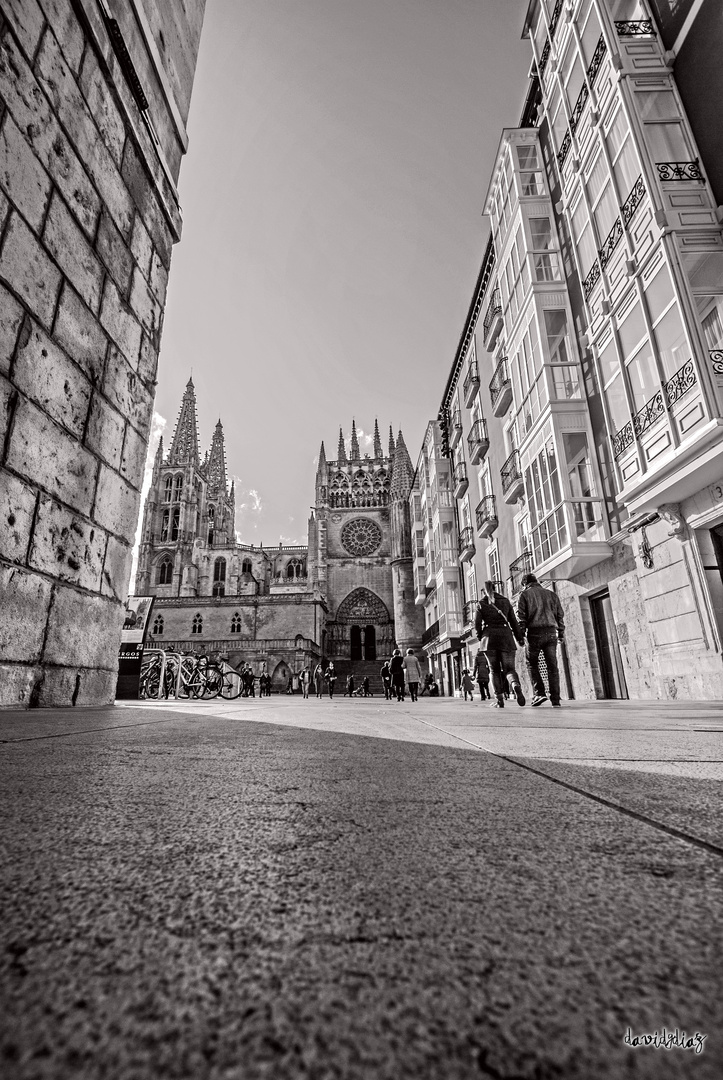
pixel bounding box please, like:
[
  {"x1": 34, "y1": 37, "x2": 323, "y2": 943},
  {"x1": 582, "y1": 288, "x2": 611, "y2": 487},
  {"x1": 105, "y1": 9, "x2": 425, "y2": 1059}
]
[{"x1": 337, "y1": 427, "x2": 348, "y2": 463}]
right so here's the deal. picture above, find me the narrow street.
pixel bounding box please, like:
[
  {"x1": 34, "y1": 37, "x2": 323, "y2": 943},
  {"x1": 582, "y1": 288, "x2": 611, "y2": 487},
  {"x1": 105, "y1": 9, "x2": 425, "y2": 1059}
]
[{"x1": 1, "y1": 697, "x2": 722, "y2": 1080}]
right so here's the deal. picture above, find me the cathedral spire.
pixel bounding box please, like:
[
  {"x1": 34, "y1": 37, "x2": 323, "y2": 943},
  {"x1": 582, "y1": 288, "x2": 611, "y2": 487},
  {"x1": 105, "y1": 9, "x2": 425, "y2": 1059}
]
[
  {"x1": 391, "y1": 429, "x2": 414, "y2": 498},
  {"x1": 152, "y1": 435, "x2": 164, "y2": 479},
  {"x1": 337, "y1": 427, "x2": 348, "y2": 465},
  {"x1": 168, "y1": 377, "x2": 200, "y2": 466},
  {"x1": 207, "y1": 418, "x2": 228, "y2": 491},
  {"x1": 388, "y1": 424, "x2": 395, "y2": 460},
  {"x1": 373, "y1": 419, "x2": 383, "y2": 459},
  {"x1": 350, "y1": 419, "x2": 360, "y2": 461},
  {"x1": 317, "y1": 440, "x2": 327, "y2": 476}
]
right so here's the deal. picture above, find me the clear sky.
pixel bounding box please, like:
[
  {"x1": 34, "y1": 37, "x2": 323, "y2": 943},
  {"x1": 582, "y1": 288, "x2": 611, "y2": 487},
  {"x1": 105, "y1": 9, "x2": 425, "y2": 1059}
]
[{"x1": 146, "y1": 0, "x2": 532, "y2": 549}]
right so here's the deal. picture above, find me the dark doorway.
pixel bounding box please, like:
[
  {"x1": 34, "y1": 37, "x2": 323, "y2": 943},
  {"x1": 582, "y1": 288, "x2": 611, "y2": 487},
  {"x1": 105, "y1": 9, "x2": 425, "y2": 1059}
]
[
  {"x1": 350, "y1": 625, "x2": 362, "y2": 661},
  {"x1": 590, "y1": 591, "x2": 628, "y2": 699},
  {"x1": 364, "y1": 625, "x2": 376, "y2": 660}
]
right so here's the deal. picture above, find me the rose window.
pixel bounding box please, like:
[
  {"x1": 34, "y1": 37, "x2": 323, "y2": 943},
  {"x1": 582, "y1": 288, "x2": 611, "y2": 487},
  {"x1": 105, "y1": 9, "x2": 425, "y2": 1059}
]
[{"x1": 341, "y1": 517, "x2": 382, "y2": 556}]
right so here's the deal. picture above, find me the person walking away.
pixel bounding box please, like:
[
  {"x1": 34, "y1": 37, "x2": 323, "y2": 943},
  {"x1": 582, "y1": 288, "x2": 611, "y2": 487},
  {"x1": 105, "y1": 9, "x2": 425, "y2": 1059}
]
[
  {"x1": 300, "y1": 667, "x2": 310, "y2": 699},
  {"x1": 475, "y1": 582, "x2": 526, "y2": 708},
  {"x1": 380, "y1": 660, "x2": 392, "y2": 700},
  {"x1": 389, "y1": 649, "x2": 405, "y2": 701},
  {"x1": 402, "y1": 649, "x2": 422, "y2": 702},
  {"x1": 314, "y1": 663, "x2": 324, "y2": 698},
  {"x1": 461, "y1": 668, "x2": 475, "y2": 701},
  {"x1": 472, "y1": 648, "x2": 491, "y2": 700},
  {"x1": 517, "y1": 573, "x2": 565, "y2": 707},
  {"x1": 346, "y1": 673, "x2": 355, "y2": 697},
  {"x1": 362, "y1": 676, "x2": 370, "y2": 697},
  {"x1": 326, "y1": 662, "x2": 336, "y2": 699}
]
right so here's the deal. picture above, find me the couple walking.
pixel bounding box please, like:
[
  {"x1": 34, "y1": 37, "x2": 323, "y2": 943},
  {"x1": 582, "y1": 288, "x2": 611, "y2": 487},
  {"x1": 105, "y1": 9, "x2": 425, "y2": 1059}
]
[
  {"x1": 474, "y1": 575, "x2": 565, "y2": 708},
  {"x1": 384, "y1": 648, "x2": 422, "y2": 702}
]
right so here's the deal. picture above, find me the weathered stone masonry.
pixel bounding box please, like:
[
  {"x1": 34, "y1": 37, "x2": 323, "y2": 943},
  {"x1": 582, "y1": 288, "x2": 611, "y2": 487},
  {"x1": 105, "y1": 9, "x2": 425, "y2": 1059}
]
[{"x1": 0, "y1": 0, "x2": 206, "y2": 706}]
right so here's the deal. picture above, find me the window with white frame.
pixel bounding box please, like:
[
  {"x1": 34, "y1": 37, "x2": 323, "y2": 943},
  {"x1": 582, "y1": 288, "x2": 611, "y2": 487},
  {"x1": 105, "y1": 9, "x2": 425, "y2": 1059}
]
[
  {"x1": 487, "y1": 543, "x2": 501, "y2": 588},
  {"x1": 562, "y1": 432, "x2": 604, "y2": 540},
  {"x1": 544, "y1": 309, "x2": 581, "y2": 399},
  {"x1": 524, "y1": 436, "x2": 568, "y2": 564},
  {"x1": 517, "y1": 144, "x2": 544, "y2": 197},
  {"x1": 529, "y1": 216, "x2": 561, "y2": 282}
]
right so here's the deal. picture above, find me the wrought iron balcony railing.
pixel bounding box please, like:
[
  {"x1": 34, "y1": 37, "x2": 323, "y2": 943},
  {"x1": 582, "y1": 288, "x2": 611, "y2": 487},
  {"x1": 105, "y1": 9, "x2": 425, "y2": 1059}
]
[
  {"x1": 612, "y1": 421, "x2": 634, "y2": 459},
  {"x1": 569, "y1": 83, "x2": 589, "y2": 136},
  {"x1": 449, "y1": 407, "x2": 463, "y2": 450},
  {"x1": 614, "y1": 19, "x2": 655, "y2": 36},
  {"x1": 664, "y1": 361, "x2": 697, "y2": 407},
  {"x1": 557, "y1": 129, "x2": 571, "y2": 168},
  {"x1": 711, "y1": 351, "x2": 723, "y2": 376},
  {"x1": 463, "y1": 600, "x2": 477, "y2": 628},
  {"x1": 548, "y1": 0, "x2": 563, "y2": 38},
  {"x1": 421, "y1": 619, "x2": 440, "y2": 647},
  {"x1": 475, "y1": 495, "x2": 498, "y2": 538},
  {"x1": 483, "y1": 288, "x2": 502, "y2": 342},
  {"x1": 582, "y1": 259, "x2": 601, "y2": 300},
  {"x1": 633, "y1": 390, "x2": 665, "y2": 437},
  {"x1": 467, "y1": 417, "x2": 490, "y2": 464},
  {"x1": 501, "y1": 449, "x2": 523, "y2": 498},
  {"x1": 458, "y1": 525, "x2": 475, "y2": 562},
  {"x1": 621, "y1": 175, "x2": 645, "y2": 227},
  {"x1": 598, "y1": 217, "x2": 623, "y2": 269},
  {"x1": 463, "y1": 360, "x2": 480, "y2": 406},
  {"x1": 656, "y1": 160, "x2": 703, "y2": 182},
  {"x1": 538, "y1": 37, "x2": 551, "y2": 76},
  {"x1": 489, "y1": 357, "x2": 511, "y2": 415},
  {"x1": 453, "y1": 461, "x2": 469, "y2": 498},
  {"x1": 587, "y1": 35, "x2": 606, "y2": 86},
  {"x1": 508, "y1": 551, "x2": 534, "y2": 596}
]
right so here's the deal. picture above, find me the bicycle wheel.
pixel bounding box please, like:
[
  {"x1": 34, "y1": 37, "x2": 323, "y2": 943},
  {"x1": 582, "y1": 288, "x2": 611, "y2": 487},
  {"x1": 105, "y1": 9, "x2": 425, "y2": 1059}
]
[
  {"x1": 178, "y1": 657, "x2": 198, "y2": 698},
  {"x1": 219, "y1": 667, "x2": 243, "y2": 700},
  {"x1": 201, "y1": 663, "x2": 223, "y2": 699}
]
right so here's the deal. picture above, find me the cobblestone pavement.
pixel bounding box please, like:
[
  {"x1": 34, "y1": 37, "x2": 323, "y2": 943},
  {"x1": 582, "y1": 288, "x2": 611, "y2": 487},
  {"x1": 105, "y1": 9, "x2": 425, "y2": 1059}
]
[{"x1": 1, "y1": 696, "x2": 722, "y2": 1079}]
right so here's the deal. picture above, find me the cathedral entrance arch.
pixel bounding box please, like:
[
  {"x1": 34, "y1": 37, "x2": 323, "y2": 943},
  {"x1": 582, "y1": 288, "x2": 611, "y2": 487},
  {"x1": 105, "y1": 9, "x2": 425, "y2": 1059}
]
[{"x1": 335, "y1": 588, "x2": 391, "y2": 661}]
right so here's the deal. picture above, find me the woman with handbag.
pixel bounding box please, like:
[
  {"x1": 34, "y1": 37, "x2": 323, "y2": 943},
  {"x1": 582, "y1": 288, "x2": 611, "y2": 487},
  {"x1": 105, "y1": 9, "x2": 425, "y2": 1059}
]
[{"x1": 474, "y1": 582, "x2": 526, "y2": 709}]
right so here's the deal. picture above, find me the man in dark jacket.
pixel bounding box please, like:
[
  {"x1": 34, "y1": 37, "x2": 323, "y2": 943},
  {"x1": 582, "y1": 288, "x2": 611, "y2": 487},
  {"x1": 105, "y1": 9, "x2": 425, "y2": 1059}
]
[
  {"x1": 475, "y1": 581, "x2": 525, "y2": 708},
  {"x1": 517, "y1": 573, "x2": 565, "y2": 707},
  {"x1": 389, "y1": 649, "x2": 405, "y2": 701}
]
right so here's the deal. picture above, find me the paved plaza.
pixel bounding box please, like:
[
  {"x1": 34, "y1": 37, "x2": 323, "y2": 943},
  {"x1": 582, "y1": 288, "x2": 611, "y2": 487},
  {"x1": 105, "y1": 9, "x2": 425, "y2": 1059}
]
[{"x1": 1, "y1": 695, "x2": 722, "y2": 1079}]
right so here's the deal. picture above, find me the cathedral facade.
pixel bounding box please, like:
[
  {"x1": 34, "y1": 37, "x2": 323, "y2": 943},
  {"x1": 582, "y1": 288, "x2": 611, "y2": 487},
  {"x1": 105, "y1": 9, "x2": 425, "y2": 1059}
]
[{"x1": 135, "y1": 379, "x2": 423, "y2": 688}]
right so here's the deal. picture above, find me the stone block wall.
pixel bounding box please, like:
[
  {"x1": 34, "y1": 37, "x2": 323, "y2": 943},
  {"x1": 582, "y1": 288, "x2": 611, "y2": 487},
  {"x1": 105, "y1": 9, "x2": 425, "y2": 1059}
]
[{"x1": 0, "y1": 0, "x2": 206, "y2": 707}]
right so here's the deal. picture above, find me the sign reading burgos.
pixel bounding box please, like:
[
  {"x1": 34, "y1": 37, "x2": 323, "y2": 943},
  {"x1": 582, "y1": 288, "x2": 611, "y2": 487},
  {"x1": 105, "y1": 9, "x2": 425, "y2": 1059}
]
[{"x1": 116, "y1": 597, "x2": 155, "y2": 700}]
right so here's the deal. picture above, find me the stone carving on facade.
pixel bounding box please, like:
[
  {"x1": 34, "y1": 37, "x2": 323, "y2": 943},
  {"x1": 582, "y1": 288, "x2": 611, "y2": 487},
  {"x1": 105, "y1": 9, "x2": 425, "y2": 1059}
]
[
  {"x1": 658, "y1": 503, "x2": 686, "y2": 538},
  {"x1": 340, "y1": 518, "x2": 383, "y2": 556},
  {"x1": 336, "y1": 588, "x2": 390, "y2": 624}
]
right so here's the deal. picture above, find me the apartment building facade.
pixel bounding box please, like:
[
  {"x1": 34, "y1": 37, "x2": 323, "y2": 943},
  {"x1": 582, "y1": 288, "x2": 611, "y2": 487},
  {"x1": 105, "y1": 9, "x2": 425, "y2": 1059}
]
[
  {"x1": 410, "y1": 422, "x2": 468, "y2": 696},
  {"x1": 425, "y1": 0, "x2": 723, "y2": 701}
]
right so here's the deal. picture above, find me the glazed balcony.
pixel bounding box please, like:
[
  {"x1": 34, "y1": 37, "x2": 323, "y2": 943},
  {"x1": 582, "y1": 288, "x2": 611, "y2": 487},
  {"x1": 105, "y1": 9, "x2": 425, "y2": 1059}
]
[
  {"x1": 453, "y1": 461, "x2": 469, "y2": 500},
  {"x1": 467, "y1": 418, "x2": 490, "y2": 465},
  {"x1": 501, "y1": 449, "x2": 524, "y2": 504},
  {"x1": 458, "y1": 525, "x2": 475, "y2": 564},
  {"x1": 489, "y1": 357, "x2": 512, "y2": 418},
  {"x1": 449, "y1": 408, "x2": 463, "y2": 451},
  {"x1": 475, "y1": 495, "x2": 498, "y2": 539},
  {"x1": 482, "y1": 288, "x2": 503, "y2": 351},
  {"x1": 463, "y1": 360, "x2": 480, "y2": 407}
]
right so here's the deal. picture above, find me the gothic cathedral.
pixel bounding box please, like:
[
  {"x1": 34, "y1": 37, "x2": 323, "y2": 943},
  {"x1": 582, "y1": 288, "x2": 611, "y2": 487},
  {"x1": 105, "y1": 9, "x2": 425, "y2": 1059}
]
[{"x1": 135, "y1": 379, "x2": 423, "y2": 688}]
